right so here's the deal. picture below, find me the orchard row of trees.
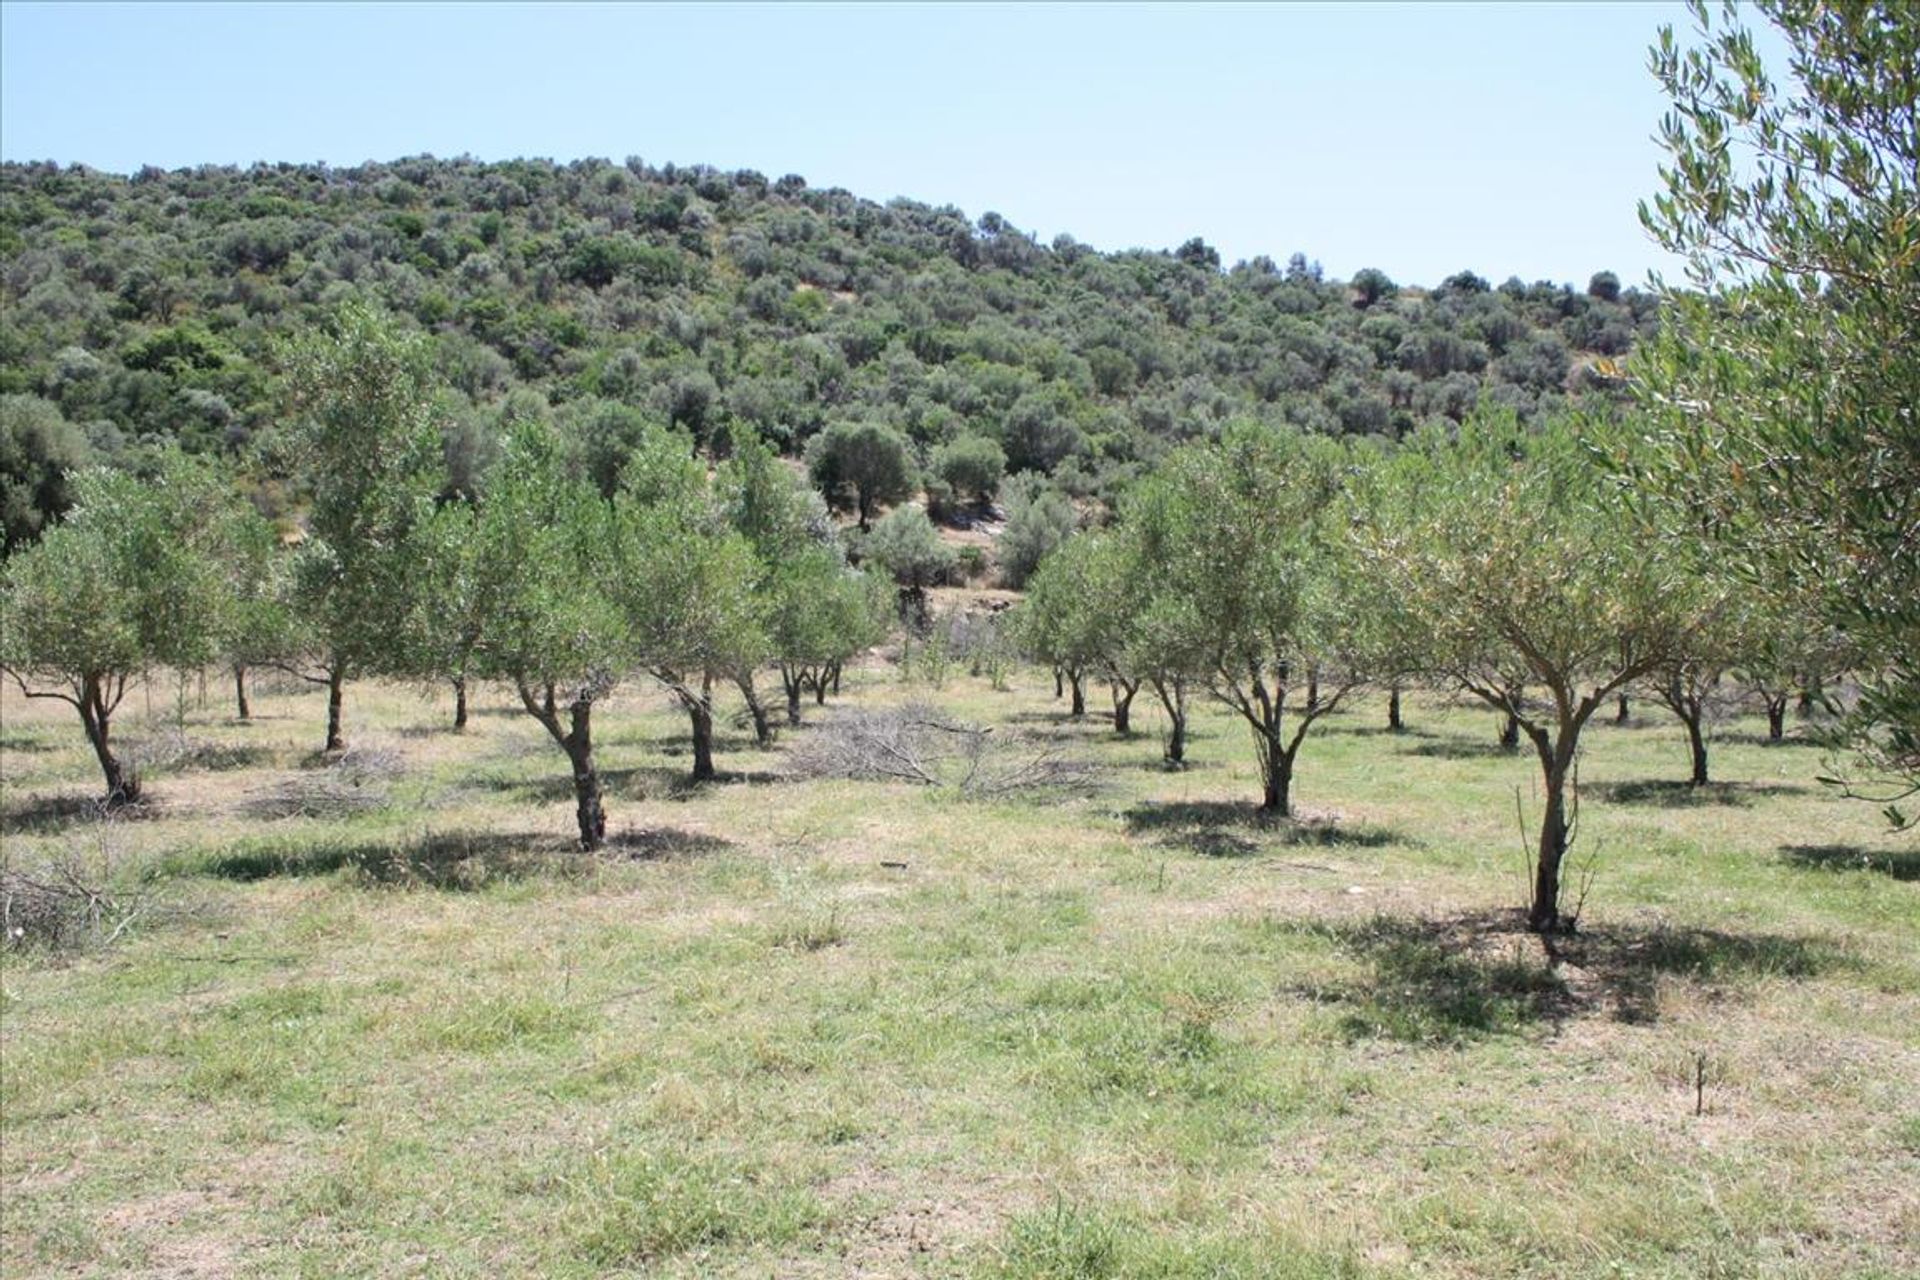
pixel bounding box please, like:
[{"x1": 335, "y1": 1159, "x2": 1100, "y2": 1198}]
[
  {"x1": 3, "y1": 1, "x2": 1910, "y2": 936},
  {"x1": 1018, "y1": 414, "x2": 1870, "y2": 933},
  {"x1": 2, "y1": 306, "x2": 892, "y2": 849},
  {"x1": 1019, "y1": 0, "x2": 1920, "y2": 927}
]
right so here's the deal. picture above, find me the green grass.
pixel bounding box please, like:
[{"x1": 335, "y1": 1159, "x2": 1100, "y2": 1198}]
[{"x1": 2, "y1": 662, "x2": 1915, "y2": 1277}]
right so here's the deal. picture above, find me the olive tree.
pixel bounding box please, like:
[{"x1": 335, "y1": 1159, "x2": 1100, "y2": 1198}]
[
  {"x1": 407, "y1": 500, "x2": 486, "y2": 731},
  {"x1": 0, "y1": 394, "x2": 93, "y2": 556},
  {"x1": 1135, "y1": 424, "x2": 1375, "y2": 814},
  {"x1": 805, "y1": 420, "x2": 917, "y2": 531},
  {"x1": 467, "y1": 420, "x2": 632, "y2": 849},
  {"x1": 1740, "y1": 607, "x2": 1854, "y2": 744},
  {"x1": 862, "y1": 504, "x2": 955, "y2": 629},
  {"x1": 1, "y1": 456, "x2": 240, "y2": 805},
  {"x1": 281, "y1": 303, "x2": 444, "y2": 752},
  {"x1": 718, "y1": 434, "x2": 833, "y2": 741},
  {"x1": 615, "y1": 428, "x2": 767, "y2": 783},
  {"x1": 219, "y1": 504, "x2": 299, "y2": 723},
  {"x1": 994, "y1": 473, "x2": 1077, "y2": 590},
  {"x1": 1018, "y1": 533, "x2": 1134, "y2": 727},
  {"x1": 1639, "y1": 0, "x2": 1919, "y2": 821},
  {"x1": 1645, "y1": 592, "x2": 1755, "y2": 786},
  {"x1": 930, "y1": 434, "x2": 1006, "y2": 506},
  {"x1": 1353, "y1": 414, "x2": 1716, "y2": 932}
]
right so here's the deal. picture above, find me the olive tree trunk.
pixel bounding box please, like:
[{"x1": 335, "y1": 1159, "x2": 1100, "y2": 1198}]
[
  {"x1": 736, "y1": 671, "x2": 773, "y2": 748},
  {"x1": 1109, "y1": 676, "x2": 1138, "y2": 735},
  {"x1": 518, "y1": 681, "x2": 606, "y2": 851},
  {"x1": 686, "y1": 673, "x2": 717, "y2": 781},
  {"x1": 1151, "y1": 676, "x2": 1188, "y2": 766},
  {"x1": 323, "y1": 663, "x2": 346, "y2": 753},
  {"x1": 79, "y1": 673, "x2": 139, "y2": 807},
  {"x1": 780, "y1": 663, "x2": 805, "y2": 727}
]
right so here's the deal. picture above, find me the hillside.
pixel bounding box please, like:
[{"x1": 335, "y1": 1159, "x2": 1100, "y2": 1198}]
[{"x1": 1, "y1": 155, "x2": 1653, "y2": 511}]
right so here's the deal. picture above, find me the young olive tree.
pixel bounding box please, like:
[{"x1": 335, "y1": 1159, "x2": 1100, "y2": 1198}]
[
  {"x1": 1018, "y1": 533, "x2": 1135, "y2": 729},
  {"x1": 718, "y1": 434, "x2": 837, "y2": 741},
  {"x1": 1645, "y1": 591, "x2": 1755, "y2": 786},
  {"x1": 1639, "y1": 0, "x2": 1919, "y2": 821},
  {"x1": 1, "y1": 455, "x2": 241, "y2": 805},
  {"x1": 615, "y1": 429, "x2": 767, "y2": 783},
  {"x1": 862, "y1": 504, "x2": 955, "y2": 630},
  {"x1": 1740, "y1": 607, "x2": 1854, "y2": 744},
  {"x1": 720, "y1": 438, "x2": 889, "y2": 723},
  {"x1": 468, "y1": 420, "x2": 632, "y2": 850},
  {"x1": 1137, "y1": 424, "x2": 1375, "y2": 815},
  {"x1": 995, "y1": 474, "x2": 1078, "y2": 590},
  {"x1": 219, "y1": 504, "x2": 299, "y2": 722},
  {"x1": 1353, "y1": 414, "x2": 1716, "y2": 933},
  {"x1": 280, "y1": 303, "x2": 445, "y2": 752},
  {"x1": 1094, "y1": 506, "x2": 1213, "y2": 766},
  {"x1": 407, "y1": 500, "x2": 487, "y2": 731}
]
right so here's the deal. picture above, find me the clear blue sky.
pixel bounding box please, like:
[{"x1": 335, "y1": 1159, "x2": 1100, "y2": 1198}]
[{"x1": 1, "y1": 1, "x2": 1736, "y2": 287}]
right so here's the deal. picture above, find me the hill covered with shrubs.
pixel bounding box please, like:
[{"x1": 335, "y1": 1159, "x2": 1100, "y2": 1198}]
[{"x1": 1, "y1": 153, "x2": 1654, "y2": 525}]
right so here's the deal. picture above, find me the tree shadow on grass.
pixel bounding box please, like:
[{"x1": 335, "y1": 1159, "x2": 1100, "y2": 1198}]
[
  {"x1": 1782, "y1": 843, "x2": 1920, "y2": 883},
  {"x1": 146, "y1": 742, "x2": 276, "y2": 774},
  {"x1": 1124, "y1": 800, "x2": 1400, "y2": 859},
  {"x1": 1401, "y1": 738, "x2": 1523, "y2": 761},
  {"x1": 1586, "y1": 779, "x2": 1810, "y2": 808},
  {"x1": 2, "y1": 792, "x2": 162, "y2": 835},
  {"x1": 195, "y1": 830, "x2": 571, "y2": 889},
  {"x1": 1717, "y1": 730, "x2": 1820, "y2": 749},
  {"x1": 466, "y1": 764, "x2": 787, "y2": 809},
  {"x1": 612, "y1": 827, "x2": 736, "y2": 861},
  {"x1": 1321, "y1": 724, "x2": 1439, "y2": 741},
  {"x1": 467, "y1": 766, "x2": 650, "y2": 805},
  {"x1": 1278, "y1": 909, "x2": 1852, "y2": 1043},
  {"x1": 0, "y1": 734, "x2": 60, "y2": 755},
  {"x1": 195, "y1": 826, "x2": 732, "y2": 889}
]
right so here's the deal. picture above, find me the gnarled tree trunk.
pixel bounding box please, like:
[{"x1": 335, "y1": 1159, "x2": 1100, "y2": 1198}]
[
  {"x1": 518, "y1": 681, "x2": 607, "y2": 851},
  {"x1": 1109, "y1": 677, "x2": 1138, "y2": 735},
  {"x1": 736, "y1": 671, "x2": 773, "y2": 748},
  {"x1": 78, "y1": 673, "x2": 139, "y2": 807},
  {"x1": 233, "y1": 665, "x2": 251, "y2": 722},
  {"x1": 564, "y1": 700, "x2": 606, "y2": 851},
  {"x1": 452, "y1": 673, "x2": 469, "y2": 731},
  {"x1": 1387, "y1": 683, "x2": 1403, "y2": 732},
  {"x1": 1523, "y1": 721, "x2": 1580, "y2": 934}
]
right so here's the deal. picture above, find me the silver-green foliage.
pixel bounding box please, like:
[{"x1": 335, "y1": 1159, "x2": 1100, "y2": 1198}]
[{"x1": 1, "y1": 454, "x2": 247, "y2": 803}]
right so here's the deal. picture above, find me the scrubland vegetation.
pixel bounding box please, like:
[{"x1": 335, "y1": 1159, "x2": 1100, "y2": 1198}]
[{"x1": 2, "y1": 1, "x2": 1916, "y2": 1275}]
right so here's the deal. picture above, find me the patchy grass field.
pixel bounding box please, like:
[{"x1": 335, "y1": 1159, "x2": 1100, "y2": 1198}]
[{"x1": 2, "y1": 662, "x2": 1916, "y2": 1278}]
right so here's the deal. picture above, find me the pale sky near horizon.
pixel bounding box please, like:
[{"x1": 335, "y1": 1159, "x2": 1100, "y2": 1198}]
[{"x1": 1, "y1": 1, "x2": 1765, "y2": 287}]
